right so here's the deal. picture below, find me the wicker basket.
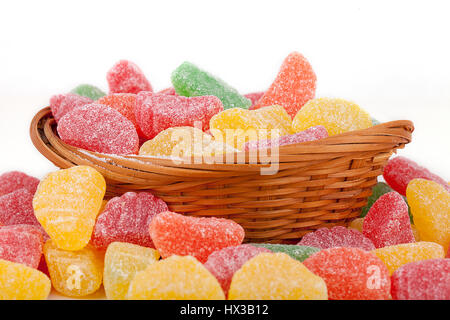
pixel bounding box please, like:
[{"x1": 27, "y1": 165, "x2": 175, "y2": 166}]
[{"x1": 30, "y1": 107, "x2": 413, "y2": 243}]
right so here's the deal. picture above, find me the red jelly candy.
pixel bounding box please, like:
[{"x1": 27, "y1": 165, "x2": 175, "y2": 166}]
[
  {"x1": 245, "y1": 92, "x2": 264, "y2": 108},
  {"x1": 298, "y1": 226, "x2": 375, "y2": 251},
  {"x1": 0, "y1": 188, "x2": 40, "y2": 226},
  {"x1": 92, "y1": 192, "x2": 168, "y2": 250},
  {"x1": 50, "y1": 93, "x2": 93, "y2": 122},
  {"x1": 149, "y1": 211, "x2": 245, "y2": 263},
  {"x1": 204, "y1": 244, "x2": 271, "y2": 295},
  {"x1": 135, "y1": 92, "x2": 224, "y2": 139},
  {"x1": 0, "y1": 171, "x2": 40, "y2": 196},
  {"x1": 0, "y1": 224, "x2": 43, "y2": 268},
  {"x1": 157, "y1": 87, "x2": 177, "y2": 95},
  {"x1": 383, "y1": 156, "x2": 450, "y2": 196},
  {"x1": 57, "y1": 103, "x2": 139, "y2": 155},
  {"x1": 252, "y1": 52, "x2": 316, "y2": 118},
  {"x1": 303, "y1": 247, "x2": 391, "y2": 300},
  {"x1": 107, "y1": 60, "x2": 153, "y2": 94},
  {"x1": 363, "y1": 192, "x2": 414, "y2": 248},
  {"x1": 391, "y1": 259, "x2": 450, "y2": 300}
]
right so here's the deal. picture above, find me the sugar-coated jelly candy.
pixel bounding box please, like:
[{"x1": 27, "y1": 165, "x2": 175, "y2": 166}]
[
  {"x1": 204, "y1": 245, "x2": 271, "y2": 295},
  {"x1": 391, "y1": 259, "x2": 450, "y2": 300},
  {"x1": 92, "y1": 192, "x2": 168, "y2": 250},
  {"x1": 292, "y1": 98, "x2": 372, "y2": 136},
  {"x1": 49, "y1": 93, "x2": 93, "y2": 122},
  {"x1": 0, "y1": 171, "x2": 40, "y2": 196},
  {"x1": 373, "y1": 241, "x2": 445, "y2": 275},
  {"x1": 303, "y1": 247, "x2": 390, "y2": 300},
  {"x1": 228, "y1": 252, "x2": 327, "y2": 300},
  {"x1": 360, "y1": 182, "x2": 393, "y2": 217},
  {"x1": 58, "y1": 103, "x2": 139, "y2": 155},
  {"x1": 70, "y1": 84, "x2": 106, "y2": 100},
  {"x1": 298, "y1": 226, "x2": 375, "y2": 251},
  {"x1": 406, "y1": 179, "x2": 450, "y2": 252},
  {"x1": 348, "y1": 218, "x2": 364, "y2": 232},
  {"x1": 383, "y1": 156, "x2": 449, "y2": 196},
  {"x1": 149, "y1": 211, "x2": 245, "y2": 263},
  {"x1": 107, "y1": 60, "x2": 153, "y2": 94},
  {"x1": 245, "y1": 91, "x2": 264, "y2": 107},
  {"x1": 103, "y1": 242, "x2": 160, "y2": 300},
  {"x1": 363, "y1": 192, "x2": 414, "y2": 248},
  {"x1": 157, "y1": 87, "x2": 177, "y2": 95},
  {"x1": 0, "y1": 259, "x2": 51, "y2": 300},
  {"x1": 252, "y1": 52, "x2": 316, "y2": 118},
  {"x1": 244, "y1": 125, "x2": 328, "y2": 151},
  {"x1": 171, "y1": 61, "x2": 251, "y2": 109},
  {"x1": 0, "y1": 188, "x2": 41, "y2": 227},
  {"x1": 33, "y1": 166, "x2": 106, "y2": 251},
  {"x1": 0, "y1": 225, "x2": 43, "y2": 268},
  {"x1": 251, "y1": 244, "x2": 320, "y2": 262},
  {"x1": 127, "y1": 255, "x2": 225, "y2": 300},
  {"x1": 135, "y1": 92, "x2": 223, "y2": 140}
]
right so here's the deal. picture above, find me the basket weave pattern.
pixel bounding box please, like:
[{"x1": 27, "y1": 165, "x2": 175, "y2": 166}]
[{"x1": 30, "y1": 107, "x2": 414, "y2": 243}]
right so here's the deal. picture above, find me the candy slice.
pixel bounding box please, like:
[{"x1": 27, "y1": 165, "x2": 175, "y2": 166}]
[
  {"x1": 363, "y1": 192, "x2": 414, "y2": 248},
  {"x1": 228, "y1": 252, "x2": 327, "y2": 300},
  {"x1": 252, "y1": 52, "x2": 316, "y2": 118},
  {"x1": 49, "y1": 93, "x2": 93, "y2": 122},
  {"x1": 0, "y1": 225, "x2": 43, "y2": 268},
  {"x1": 250, "y1": 244, "x2": 320, "y2": 262},
  {"x1": 33, "y1": 166, "x2": 106, "y2": 251},
  {"x1": 383, "y1": 156, "x2": 449, "y2": 196},
  {"x1": 292, "y1": 98, "x2": 372, "y2": 136},
  {"x1": 0, "y1": 171, "x2": 40, "y2": 196},
  {"x1": 103, "y1": 242, "x2": 160, "y2": 300},
  {"x1": 303, "y1": 247, "x2": 390, "y2": 300},
  {"x1": 391, "y1": 259, "x2": 450, "y2": 300},
  {"x1": 298, "y1": 226, "x2": 375, "y2": 251},
  {"x1": 245, "y1": 91, "x2": 264, "y2": 107},
  {"x1": 406, "y1": 179, "x2": 450, "y2": 252},
  {"x1": 92, "y1": 192, "x2": 168, "y2": 250},
  {"x1": 70, "y1": 84, "x2": 106, "y2": 100},
  {"x1": 127, "y1": 255, "x2": 225, "y2": 300},
  {"x1": 107, "y1": 60, "x2": 153, "y2": 94},
  {"x1": 44, "y1": 240, "x2": 104, "y2": 297},
  {"x1": 57, "y1": 103, "x2": 139, "y2": 155},
  {"x1": 171, "y1": 61, "x2": 251, "y2": 109},
  {"x1": 0, "y1": 259, "x2": 51, "y2": 300},
  {"x1": 149, "y1": 211, "x2": 245, "y2": 263},
  {"x1": 372, "y1": 241, "x2": 445, "y2": 275},
  {"x1": 204, "y1": 244, "x2": 271, "y2": 295}
]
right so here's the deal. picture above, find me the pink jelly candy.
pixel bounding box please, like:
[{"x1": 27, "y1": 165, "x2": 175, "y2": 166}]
[
  {"x1": 92, "y1": 192, "x2": 168, "y2": 250},
  {"x1": 57, "y1": 103, "x2": 139, "y2": 155},
  {"x1": 135, "y1": 92, "x2": 224, "y2": 139},
  {"x1": 391, "y1": 259, "x2": 450, "y2": 300},
  {"x1": 107, "y1": 60, "x2": 153, "y2": 94},
  {"x1": 244, "y1": 125, "x2": 328, "y2": 151},
  {"x1": 383, "y1": 156, "x2": 450, "y2": 196},
  {"x1": 149, "y1": 211, "x2": 245, "y2": 263},
  {"x1": 157, "y1": 87, "x2": 177, "y2": 95},
  {"x1": 204, "y1": 244, "x2": 271, "y2": 295},
  {"x1": 303, "y1": 247, "x2": 391, "y2": 300},
  {"x1": 363, "y1": 192, "x2": 414, "y2": 248},
  {"x1": 298, "y1": 226, "x2": 375, "y2": 251},
  {"x1": 49, "y1": 93, "x2": 93, "y2": 122},
  {"x1": 0, "y1": 188, "x2": 40, "y2": 226},
  {"x1": 0, "y1": 171, "x2": 40, "y2": 196},
  {"x1": 0, "y1": 224, "x2": 43, "y2": 268},
  {"x1": 245, "y1": 92, "x2": 264, "y2": 108}
]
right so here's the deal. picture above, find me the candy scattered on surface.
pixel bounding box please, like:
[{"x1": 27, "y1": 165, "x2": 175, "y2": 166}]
[
  {"x1": 127, "y1": 255, "x2": 225, "y2": 300},
  {"x1": 360, "y1": 182, "x2": 394, "y2": 217},
  {"x1": 228, "y1": 252, "x2": 327, "y2": 300},
  {"x1": 50, "y1": 93, "x2": 93, "y2": 122},
  {"x1": 70, "y1": 84, "x2": 106, "y2": 100},
  {"x1": 303, "y1": 247, "x2": 390, "y2": 300},
  {"x1": 103, "y1": 242, "x2": 160, "y2": 300},
  {"x1": 107, "y1": 60, "x2": 152, "y2": 94},
  {"x1": 0, "y1": 171, "x2": 40, "y2": 196},
  {"x1": 149, "y1": 211, "x2": 245, "y2": 263},
  {"x1": 250, "y1": 243, "x2": 320, "y2": 262}
]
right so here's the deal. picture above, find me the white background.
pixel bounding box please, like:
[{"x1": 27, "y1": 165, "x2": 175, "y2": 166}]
[{"x1": 0, "y1": 0, "x2": 449, "y2": 180}]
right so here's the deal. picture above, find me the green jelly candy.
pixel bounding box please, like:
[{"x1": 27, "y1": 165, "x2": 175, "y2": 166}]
[
  {"x1": 71, "y1": 84, "x2": 106, "y2": 100},
  {"x1": 371, "y1": 118, "x2": 381, "y2": 125},
  {"x1": 171, "y1": 62, "x2": 251, "y2": 110},
  {"x1": 251, "y1": 244, "x2": 320, "y2": 262}
]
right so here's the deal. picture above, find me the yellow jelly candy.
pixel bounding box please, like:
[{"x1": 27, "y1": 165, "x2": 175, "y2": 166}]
[
  {"x1": 44, "y1": 240, "x2": 104, "y2": 297},
  {"x1": 292, "y1": 98, "x2": 372, "y2": 136},
  {"x1": 0, "y1": 259, "x2": 51, "y2": 300},
  {"x1": 406, "y1": 179, "x2": 450, "y2": 252},
  {"x1": 210, "y1": 105, "x2": 293, "y2": 149},
  {"x1": 33, "y1": 166, "x2": 106, "y2": 251},
  {"x1": 228, "y1": 252, "x2": 327, "y2": 300},
  {"x1": 372, "y1": 241, "x2": 444, "y2": 275},
  {"x1": 104, "y1": 242, "x2": 160, "y2": 300},
  {"x1": 348, "y1": 217, "x2": 364, "y2": 232},
  {"x1": 127, "y1": 255, "x2": 225, "y2": 300}
]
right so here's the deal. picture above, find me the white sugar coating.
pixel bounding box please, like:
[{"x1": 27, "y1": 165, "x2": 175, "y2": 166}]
[
  {"x1": 57, "y1": 103, "x2": 139, "y2": 155},
  {"x1": 49, "y1": 93, "x2": 93, "y2": 122},
  {"x1": 0, "y1": 188, "x2": 41, "y2": 227},
  {"x1": 107, "y1": 60, "x2": 153, "y2": 94},
  {"x1": 0, "y1": 171, "x2": 40, "y2": 196}
]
